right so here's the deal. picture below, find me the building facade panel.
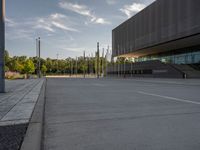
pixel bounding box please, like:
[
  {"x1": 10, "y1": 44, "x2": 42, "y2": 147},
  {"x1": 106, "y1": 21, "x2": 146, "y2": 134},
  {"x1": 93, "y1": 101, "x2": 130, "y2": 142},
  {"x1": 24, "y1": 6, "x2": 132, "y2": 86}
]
[{"x1": 112, "y1": 0, "x2": 200, "y2": 57}]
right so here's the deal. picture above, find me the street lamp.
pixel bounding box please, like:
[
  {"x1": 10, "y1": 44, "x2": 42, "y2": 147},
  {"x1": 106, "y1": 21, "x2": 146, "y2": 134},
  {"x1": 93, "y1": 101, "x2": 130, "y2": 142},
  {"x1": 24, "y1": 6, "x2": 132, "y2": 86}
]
[
  {"x1": 36, "y1": 37, "x2": 41, "y2": 78},
  {"x1": 0, "y1": 0, "x2": 5, "y2": 93},
  {"x1": 97, "y1": 42, "x2": 100, "y2": 78}
]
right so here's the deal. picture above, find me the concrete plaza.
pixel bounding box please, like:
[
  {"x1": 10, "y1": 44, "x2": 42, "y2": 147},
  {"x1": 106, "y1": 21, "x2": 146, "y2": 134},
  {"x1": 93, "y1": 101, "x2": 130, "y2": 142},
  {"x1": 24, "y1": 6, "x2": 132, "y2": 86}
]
[
  {"x1": 44, "y1": 78, "x2": 200, "y2": 150},
  {"x1": 0, "y1": 79, "x2": 44, "y2": 150}
]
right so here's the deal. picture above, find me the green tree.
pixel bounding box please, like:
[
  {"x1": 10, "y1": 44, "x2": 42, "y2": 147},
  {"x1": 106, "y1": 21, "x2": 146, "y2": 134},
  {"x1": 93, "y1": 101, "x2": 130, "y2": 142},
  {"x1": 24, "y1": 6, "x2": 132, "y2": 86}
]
[
  {"x1": 15, "y1": 61, "x2": 24, "y2": 73},
  {"x1": 41, "y1": 64, "x2": 47, "y2": 75},
  {"x1": 4, "y1": 50, "x2": 10, "y2": 64},
  {"x1": 4, "y1": 50, "x2": 10, "y2": 72},
  {"x1": 23, "y1": 59, "x2": 35, "y2": 75},
  {"x1": 8, "y1": 59, "x2": 24, "y2": 73},
  {"x1": 5, "y1": 65, "x2": 9, "y2": 72}
]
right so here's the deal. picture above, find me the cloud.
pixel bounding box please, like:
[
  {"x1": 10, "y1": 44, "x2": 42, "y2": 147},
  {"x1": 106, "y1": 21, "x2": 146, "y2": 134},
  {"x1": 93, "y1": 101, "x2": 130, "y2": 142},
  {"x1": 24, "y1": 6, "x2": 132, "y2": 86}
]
[
  {"x1": 5, "y1": 13, "x2": 78, "y2": 40},
  {"x1": 61, "y1": 47, "x2": 84, "y2": 52},
  {"x1": 5, "y1": 18, "x2": 17, "y2": 27},
  {"x1": 106, "y1": 0, "x2": 117, "y2": 5},
  {"x1": 95, "y1": 18, "x2": 110, "y2": 25},
  {"x1": 120, "y1": 3, "x2": 146, "y2": 18},
  {"x1": 59, "y1": 2, "x2": 91, "y2": 17},
  {"x1": 59, "y1": 2, "x2": 110, "y2": 25},
  {"x1": 51, "y1": 21, "x2": 78, "y2": 32},
  {"x1": 34, "y1": 18, "x2": 55, "y2": 32},
  {"x1": 34, "y1": 13, "x2": 78, "y2": 32},
  {"x1": 5, "y1": 17, "x2": 34, "y2": 40}
]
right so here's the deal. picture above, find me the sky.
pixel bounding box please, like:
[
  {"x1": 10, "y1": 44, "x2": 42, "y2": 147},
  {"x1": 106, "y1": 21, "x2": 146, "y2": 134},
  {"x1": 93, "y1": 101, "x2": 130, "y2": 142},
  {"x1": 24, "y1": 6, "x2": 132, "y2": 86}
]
[{"x1": 6, "y1": 0, "x2": 155, "y2": 59}]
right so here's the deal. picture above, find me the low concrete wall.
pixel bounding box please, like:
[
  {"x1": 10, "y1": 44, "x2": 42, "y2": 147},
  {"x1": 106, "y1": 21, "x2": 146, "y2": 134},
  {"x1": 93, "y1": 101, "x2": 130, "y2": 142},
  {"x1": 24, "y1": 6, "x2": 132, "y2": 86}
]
[
  {"x1": 107, "y1": 61, "x2": 184, "y2": 78},
  {"x1": 20, "y1": 79, "x2": 46, "y2": 150}
]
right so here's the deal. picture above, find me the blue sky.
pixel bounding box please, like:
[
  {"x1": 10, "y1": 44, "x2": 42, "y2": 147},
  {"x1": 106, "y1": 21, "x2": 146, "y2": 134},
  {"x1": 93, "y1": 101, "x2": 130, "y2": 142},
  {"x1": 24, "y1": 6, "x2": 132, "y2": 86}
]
[{"x1": 6, "y1": 0, "x2": 155, "y2": 59}]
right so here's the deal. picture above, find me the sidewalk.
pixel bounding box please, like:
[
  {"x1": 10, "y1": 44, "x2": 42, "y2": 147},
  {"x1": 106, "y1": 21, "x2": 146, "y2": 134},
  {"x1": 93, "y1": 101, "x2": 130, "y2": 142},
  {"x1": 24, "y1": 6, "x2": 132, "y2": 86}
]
[{"x1": 0, "y1": 79, "x2": 45, "y2": 150}]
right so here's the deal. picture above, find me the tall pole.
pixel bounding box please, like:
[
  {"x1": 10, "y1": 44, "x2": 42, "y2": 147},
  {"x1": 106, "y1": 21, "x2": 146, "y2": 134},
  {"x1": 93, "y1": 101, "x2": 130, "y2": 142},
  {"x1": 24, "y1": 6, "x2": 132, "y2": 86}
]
[
  {"x1": 70, "y1": 58, "x2": 71, "y2": 77},
  {"x1": 105, "y1": 46, "x2": 109, "y2": 77},
  {"x1": 70, "y1": 58, "x2": 72, "y2": 77},
  {"x1": 0, "y1": 0, "x2": 5, "y2": 92},
  {"x1": 88, "y1": 54, "x2": 90, "y2": 76},
  {"x1": 83, "y1": 51, "x2": 85, "y2": 78},
  {"x1": 102, "y1": 48, "x2": 104, "y2": 77},
  {"x1": 56, "y1": 53, "x2": 59, "y2": 74},
  {"x1": 38, "y1": 37, "x2": 41, "y2": 78},
  {"x1": 97, "y1": 42, "x2": 100, "y2": 78},
  {"x1": 76, "y1": 56, "x2": 78, "y2": 77},
  {"x1": 124, "y1": 57, "x2": 126, "y2": 78},
  {"x1": 71, "y1": 58, "x2": 73, "y2": 76},
  {"x1": 117, "y1": 45, "x2": 119, "y2": 77},
  {"x1": 92, "y1": 53, "x2": 94, "y2": 75},
  {"x1": 36, "y1": 38, "x2": 39, "y2": 78},
  {"x1": 131, "y1": 59, "x2": 133, "y2": 77}
]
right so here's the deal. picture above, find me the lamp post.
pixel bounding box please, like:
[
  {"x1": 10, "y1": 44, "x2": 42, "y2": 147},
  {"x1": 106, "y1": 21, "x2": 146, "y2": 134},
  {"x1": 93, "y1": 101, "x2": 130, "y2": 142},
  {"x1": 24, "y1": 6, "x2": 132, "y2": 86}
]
[
  {"x1": 76, "y1": 57, "x2": 78, "y2": 77},
  {"x1": 36, "y1": 37, "x2": 41, "y2": 78},
  {"x1": 56, "y1": 53, "x2": 59, "y2": 74},
  {"x1": 97, "y1": 42, "x2": 100, "y2": 78},
  {"x1": 0, "y1": 0, "x2": 5, "y2": 93},
  {"x1": 102, "y1": 48, "x2": 104, "y2": 77},
  {"x1": 83, "y1": 51, "x2": 85, "y2": 78}
]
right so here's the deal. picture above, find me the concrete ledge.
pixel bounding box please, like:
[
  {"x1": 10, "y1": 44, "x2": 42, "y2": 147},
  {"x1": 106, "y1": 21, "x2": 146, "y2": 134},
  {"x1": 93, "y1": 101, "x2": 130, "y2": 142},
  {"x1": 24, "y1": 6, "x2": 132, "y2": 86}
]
[{"x1": 20, "y1": 79, "x2": 46, "y2": 150}]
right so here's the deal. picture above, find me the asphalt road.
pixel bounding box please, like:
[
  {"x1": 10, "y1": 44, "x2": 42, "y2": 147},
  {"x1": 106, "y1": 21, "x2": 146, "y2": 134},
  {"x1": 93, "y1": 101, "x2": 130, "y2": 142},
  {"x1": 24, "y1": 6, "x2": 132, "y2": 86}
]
[{"x1": 43, "y1": 78, "x2": 200, "y2": 150}]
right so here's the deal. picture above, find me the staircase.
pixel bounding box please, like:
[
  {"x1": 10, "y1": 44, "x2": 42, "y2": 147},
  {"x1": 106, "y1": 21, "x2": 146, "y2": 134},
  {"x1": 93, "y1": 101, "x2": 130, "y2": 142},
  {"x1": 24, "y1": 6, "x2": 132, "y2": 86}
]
[{"x1": 171, "y1": 64, "x2": 200, "y2": 78}]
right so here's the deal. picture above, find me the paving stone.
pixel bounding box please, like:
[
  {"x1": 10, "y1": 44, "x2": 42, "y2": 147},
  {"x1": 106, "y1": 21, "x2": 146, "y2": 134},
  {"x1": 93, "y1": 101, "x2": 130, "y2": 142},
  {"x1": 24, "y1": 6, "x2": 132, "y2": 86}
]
[
  {"x1": 0, "y1": 79, "x2": 45, "y2": 150},
  {"x1": 2, "y1": 103, "x2": 35, "y2": 121}
]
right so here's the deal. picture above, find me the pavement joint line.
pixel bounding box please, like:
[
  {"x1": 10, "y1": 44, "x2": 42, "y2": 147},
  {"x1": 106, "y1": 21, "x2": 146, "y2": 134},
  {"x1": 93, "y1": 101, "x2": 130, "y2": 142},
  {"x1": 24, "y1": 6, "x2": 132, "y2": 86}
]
[
  {"x1": 0, "y1": 80, "x2": 37, "y2": 103},
  {"x1": 137, "y1": 91, "x2": 200, "y2": 105}
]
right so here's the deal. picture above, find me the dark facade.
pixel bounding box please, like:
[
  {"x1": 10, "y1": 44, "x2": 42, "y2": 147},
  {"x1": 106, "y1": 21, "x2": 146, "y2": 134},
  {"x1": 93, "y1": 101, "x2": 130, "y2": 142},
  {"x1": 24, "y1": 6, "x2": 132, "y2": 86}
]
[
  {"x1": 112, "y1": 0, "x2": 200, "y2": 62},
  {"x1": 110, "y1": 0, "x2": 200, "y2": 78}
]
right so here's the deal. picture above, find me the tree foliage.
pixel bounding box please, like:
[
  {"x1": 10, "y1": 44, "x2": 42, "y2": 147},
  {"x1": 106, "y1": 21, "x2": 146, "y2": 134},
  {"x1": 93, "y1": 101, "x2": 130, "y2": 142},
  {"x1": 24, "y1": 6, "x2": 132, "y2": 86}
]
[
  {"x1": 4, "y1": 50, "x2": 109, "y2": 75},
  {"x1": 24, "y1": 59, "x2": 35, "y2": 74}
]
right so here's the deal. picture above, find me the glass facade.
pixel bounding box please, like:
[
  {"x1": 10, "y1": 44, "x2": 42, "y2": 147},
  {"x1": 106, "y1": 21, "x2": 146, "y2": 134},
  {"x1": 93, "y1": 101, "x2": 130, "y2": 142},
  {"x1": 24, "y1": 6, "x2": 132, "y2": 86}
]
[{"x1": 135, "y1": 50, "x2": 200, "y2": 65}]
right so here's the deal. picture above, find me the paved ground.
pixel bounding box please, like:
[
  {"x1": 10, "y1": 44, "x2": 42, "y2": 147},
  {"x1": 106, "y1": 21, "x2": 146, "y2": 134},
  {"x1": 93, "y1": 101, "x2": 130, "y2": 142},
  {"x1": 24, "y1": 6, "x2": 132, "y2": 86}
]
[
  {"x1": 0, "y1": 79, "x2": 44, "y2": 150},
  {"x1": 0, "y1": 79, "x2": 44, "y2": 125},
  {"x1": 44, "y1": 78, "x2": 200, "y2": 150},
  {"x1": 0, "y1": 124, "x2": 27, "y2": 150}
]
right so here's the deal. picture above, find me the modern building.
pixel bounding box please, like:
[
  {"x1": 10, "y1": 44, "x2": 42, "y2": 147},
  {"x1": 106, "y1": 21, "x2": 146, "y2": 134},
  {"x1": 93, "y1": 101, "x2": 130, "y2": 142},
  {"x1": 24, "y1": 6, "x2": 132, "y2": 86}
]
[{"x1": 108, "y1": 0, "x2": 200, "y2": 78}]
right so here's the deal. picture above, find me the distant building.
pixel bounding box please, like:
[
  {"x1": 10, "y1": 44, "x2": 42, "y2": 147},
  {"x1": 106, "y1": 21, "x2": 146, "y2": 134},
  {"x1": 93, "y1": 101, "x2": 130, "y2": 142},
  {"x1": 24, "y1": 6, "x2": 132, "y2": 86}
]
[{"x1": 109, "y1": 0, "x2": 200, "y2": 78}]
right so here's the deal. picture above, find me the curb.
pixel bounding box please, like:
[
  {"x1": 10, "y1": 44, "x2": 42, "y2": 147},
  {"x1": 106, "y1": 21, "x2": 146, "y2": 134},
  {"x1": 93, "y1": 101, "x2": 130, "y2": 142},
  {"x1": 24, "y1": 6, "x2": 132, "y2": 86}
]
[{"x1": 20, "y1": 78, "x2": 46, "y2": 150}]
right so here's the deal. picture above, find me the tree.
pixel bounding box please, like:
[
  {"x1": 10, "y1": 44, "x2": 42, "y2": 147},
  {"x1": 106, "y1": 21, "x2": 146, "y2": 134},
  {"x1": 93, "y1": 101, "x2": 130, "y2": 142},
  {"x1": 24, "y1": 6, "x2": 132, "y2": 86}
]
[
  {"x1": 41, "y1": 64, "x2": 47, "y2": 75},
  {"x1": 4, "y1": 50, "x2": 10, "y2": 72},
  {"x1": 23, "y1": 59, "x2": 35, "y2": 75},
  {"x1": 5, "y1": 66, "x2": 9, "y2": 72},
  {"x1": 15, "y1": 61, "x2": 24, "y2": 73},
  {"x1": 8, "y1": 59, "x2": 24, "y2": 73},
  {"x1": 4, "y1": 50, "x2": 10, "y2": 64}
]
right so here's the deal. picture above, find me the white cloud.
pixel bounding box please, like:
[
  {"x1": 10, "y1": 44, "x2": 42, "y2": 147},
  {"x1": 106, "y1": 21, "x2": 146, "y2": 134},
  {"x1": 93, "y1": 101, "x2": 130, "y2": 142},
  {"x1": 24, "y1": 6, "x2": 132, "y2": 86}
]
[
  {"x1": 34, "y1": 13, "x2": 78, "y2": 32},
  {"x1": 120, "y1": 3, "x2": 146, "y2": 18},
  {"x1": 95, "y1": 18, "x2": 110, "y2": 25},
  {"x1": 59, "y1": 2, "x2": 110, "y2": 25},
  {"x1": 106, "y1": 0, "x2": 117, "y2": 5},
  {"x1": 5, "y1": 13, "x2": 78, "y2": 40},
  {"x1": 5, "y1": 17, "x2": 34, "y2": 40},
  {"x1": 50, "y1": 13, "x2": 66, "y2": 19},
  {"x1": 59, "y1": 2, "x2": 92, "y2": 17},
  {"x1": 5, "y1": 17, "x2": 17, "y2": 27},
  {"x1": 34, "y1": 18, "x2": 55, "y2": 32},
  {"x1": 51, "y1": 21, "x2": 78, "y2": 32}
]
